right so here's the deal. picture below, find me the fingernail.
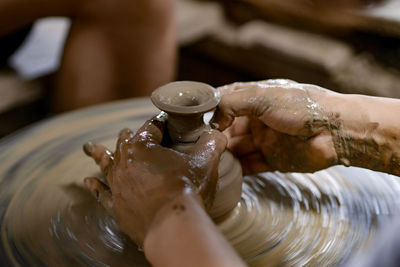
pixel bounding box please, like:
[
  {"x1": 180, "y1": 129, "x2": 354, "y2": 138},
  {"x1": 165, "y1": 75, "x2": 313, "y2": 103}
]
[{"x1": 83, "y1": 142, "x2": 94, "y2": 156}]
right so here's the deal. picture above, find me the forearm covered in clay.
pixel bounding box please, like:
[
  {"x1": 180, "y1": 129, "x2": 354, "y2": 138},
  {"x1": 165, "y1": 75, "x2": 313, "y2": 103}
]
[
  {"x1": 324, "y1": 93, "x2": 400, "y2": 176},
  {"x1": 144, "y1": 193, "x2": 246, "y2": 267}
]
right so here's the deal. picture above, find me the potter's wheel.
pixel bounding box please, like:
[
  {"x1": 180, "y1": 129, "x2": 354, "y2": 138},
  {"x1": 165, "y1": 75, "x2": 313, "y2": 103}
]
[{"x1": 1, "y1": 98, "x2": 400, "y2": 266}]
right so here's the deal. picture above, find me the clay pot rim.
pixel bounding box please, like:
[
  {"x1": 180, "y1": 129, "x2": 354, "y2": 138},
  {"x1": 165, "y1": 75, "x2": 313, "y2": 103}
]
[{"x1": 151, "y1": 81, "x2": 220, "y2": 115}]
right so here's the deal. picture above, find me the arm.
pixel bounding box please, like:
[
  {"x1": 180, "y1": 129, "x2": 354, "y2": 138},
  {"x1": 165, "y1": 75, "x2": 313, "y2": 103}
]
[
  {"x1": 144, "y1": 193, "x2": 246, "y2": 267},
  {"x1": 319, "y1": 92, "x2": 400, "y2": 175}
]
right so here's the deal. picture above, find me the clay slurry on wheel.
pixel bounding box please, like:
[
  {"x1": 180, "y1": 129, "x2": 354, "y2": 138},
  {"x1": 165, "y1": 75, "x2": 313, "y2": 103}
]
[{"x1": 0, "y1": 97, "x2": 400, "y2": 266}]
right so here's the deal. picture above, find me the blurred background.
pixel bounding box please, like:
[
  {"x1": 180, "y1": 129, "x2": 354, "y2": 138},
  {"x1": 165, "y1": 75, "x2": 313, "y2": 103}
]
[{"x1": 1, "y1": 0, "x2": 400, "y2": 137}]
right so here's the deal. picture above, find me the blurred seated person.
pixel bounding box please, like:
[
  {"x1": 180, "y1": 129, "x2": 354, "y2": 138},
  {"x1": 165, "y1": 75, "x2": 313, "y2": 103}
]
[{"x1": 0, "y1": 0, "x2": 176, "y2": 112}]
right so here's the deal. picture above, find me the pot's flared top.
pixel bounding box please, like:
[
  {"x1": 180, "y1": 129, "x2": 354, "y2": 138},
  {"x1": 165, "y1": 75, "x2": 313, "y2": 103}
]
[{"x1": 151, "y1": 81, "x2": 220, "y2": 115}]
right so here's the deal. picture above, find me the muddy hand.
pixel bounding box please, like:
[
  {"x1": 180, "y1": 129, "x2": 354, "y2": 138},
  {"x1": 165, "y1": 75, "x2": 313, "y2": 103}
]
[
  {"x1": 83, "y1": 113, "x2": 227, "y2": 245},
  {"x1": 212, "y1": 79, "x2": 339, "y2": 174}
]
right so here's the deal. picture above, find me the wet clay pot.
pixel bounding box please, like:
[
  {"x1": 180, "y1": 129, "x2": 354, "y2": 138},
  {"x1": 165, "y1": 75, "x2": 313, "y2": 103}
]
[{"x1": 151, "y1": 81, "x2": 243, "y2": 218}]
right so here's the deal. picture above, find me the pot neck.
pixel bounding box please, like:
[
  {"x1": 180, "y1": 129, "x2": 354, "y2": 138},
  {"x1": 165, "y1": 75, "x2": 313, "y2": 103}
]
[{"x1": 167, "y1": 113, "x2": 208, "y2": 144}]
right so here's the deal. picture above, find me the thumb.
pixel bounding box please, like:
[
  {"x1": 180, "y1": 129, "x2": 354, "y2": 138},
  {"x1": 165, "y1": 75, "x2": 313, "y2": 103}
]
[
  {"x1": 133, "y1": 112, "x2": 167, "y2": 145},
  {"x1": 190, "y1": 130, "x2": 227, "y2": 209},
  {"x1": 191, "y1": 130, "x2": 227, "y2": 161},
  {"x1": 211, "y1": 84, "x2": 268, "y2": 131}
]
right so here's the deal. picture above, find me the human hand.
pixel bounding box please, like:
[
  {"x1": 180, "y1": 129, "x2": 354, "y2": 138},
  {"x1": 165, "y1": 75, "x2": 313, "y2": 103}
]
[
  {"x1": 83, "y1": 113, "x2": 227, "y2": 245},
  {"x1": 212, "y1": 79, "x2": 339, "y2": 174}
]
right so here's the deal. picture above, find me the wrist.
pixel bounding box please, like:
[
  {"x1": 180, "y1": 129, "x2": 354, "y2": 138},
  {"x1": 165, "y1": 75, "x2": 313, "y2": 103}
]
[
  {"x1": 143, "y1": 193, "x2": 204, "y2": 263},
  {"x1": 144, "y1": 193, "x2": 204, "y2": 245},
  {"x1": 318, "y1": 92, "x2": 356, "y2": 166},
  {"x1": 143, "y1": 192, "x2": 246, "y2": 267},
  {"x1": 328, "y1": 93, "x2": 400, "y2": 175},
  {"x1": 152, "y1": 193, "x2": 204, "y2": 226},
  {"x1": 329, "y1": 95, "x2": 359, "y2": 167}
]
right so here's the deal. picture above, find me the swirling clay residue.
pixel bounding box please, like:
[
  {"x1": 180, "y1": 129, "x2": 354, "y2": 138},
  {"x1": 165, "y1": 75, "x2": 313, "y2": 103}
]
[{"x1": 1, "y1": 98, "x2": 400, "y2": 266}]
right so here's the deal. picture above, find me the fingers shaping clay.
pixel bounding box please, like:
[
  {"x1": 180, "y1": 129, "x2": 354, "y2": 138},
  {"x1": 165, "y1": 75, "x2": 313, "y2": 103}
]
[
  {"x1": 1, "y1": 90, "x2": 400, "y2": 266},
  {"x1": 151, "y1": 81, "x2": 243, "y2": 218}
]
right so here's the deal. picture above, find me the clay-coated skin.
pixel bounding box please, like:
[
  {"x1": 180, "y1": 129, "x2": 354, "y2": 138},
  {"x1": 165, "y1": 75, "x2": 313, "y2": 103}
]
[
  {"x1": 213, "y1": 79, "x2": 400, "y2": 176},
  {"x1": 83, "y1": 113, "x2": 227, "y2": 245},
  {"x1": 213, "y1": 79, "x2": 338, "y2": 174}
]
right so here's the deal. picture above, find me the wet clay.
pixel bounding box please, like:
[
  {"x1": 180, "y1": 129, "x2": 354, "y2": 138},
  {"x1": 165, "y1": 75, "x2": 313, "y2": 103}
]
[
  {"x1": 2, "y1": 97, "x2": 400, "y2": 266},
  {"x1": 151, "y1": 81, "x2": 243, "y2": 218}
]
